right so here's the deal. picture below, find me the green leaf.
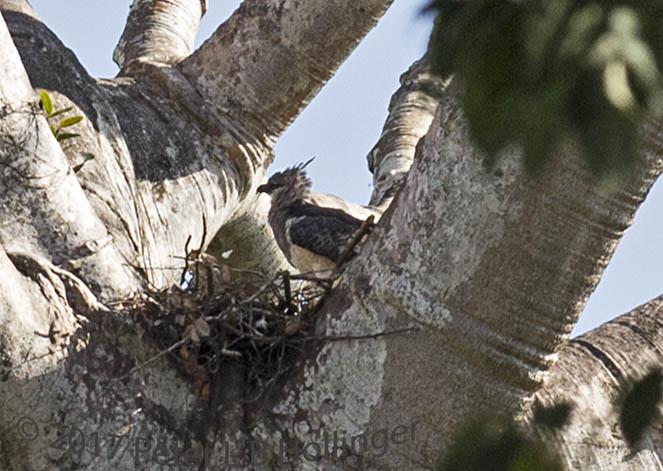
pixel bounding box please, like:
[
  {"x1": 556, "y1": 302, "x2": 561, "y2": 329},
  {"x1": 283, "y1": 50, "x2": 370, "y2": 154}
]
[
  {"x1": 436, "y1": 415, "x2": 564, "y2": 471},
  {"x1": 49, "y1": 124, "x2": 58, "y2": 137},
  {"x1": 56, "y1": 132, "x2": 80, "y2": 142},
  {"x1": 49, "y1": 107, "x2": 74, "y2": 119},
  {"x1": 72, "y1": 153, "x2": 95, "y2": 173},
  {"x1": 58, "y1": 116, "x2": 83, "y2": 129},
  {"x1": 40, "y1": 90, "x2": 54, "y2": 116},
  {"x1": 426, "y1": 1, "x2": 663, "y2": 181}
]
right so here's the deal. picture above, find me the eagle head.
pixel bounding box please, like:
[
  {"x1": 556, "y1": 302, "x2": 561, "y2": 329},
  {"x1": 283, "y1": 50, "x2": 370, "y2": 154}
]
[{"x1": 257, "y1": 158, "x2": 314, "y2": 196}]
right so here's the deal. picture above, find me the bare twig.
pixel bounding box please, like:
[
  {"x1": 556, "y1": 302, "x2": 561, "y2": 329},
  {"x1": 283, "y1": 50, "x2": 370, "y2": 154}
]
[
  {"x1": 335, "y1": 215, "x2": 375, "y2": 268},
  {"x1": 111, "y1": 338, "x2": 186, "y2": 384},
  {"x1": 282, "y1": 270, "x2": 292, "y2": 309},
  {"x1": 298, "y1": 326, "x2": 419, "y2": 343}
]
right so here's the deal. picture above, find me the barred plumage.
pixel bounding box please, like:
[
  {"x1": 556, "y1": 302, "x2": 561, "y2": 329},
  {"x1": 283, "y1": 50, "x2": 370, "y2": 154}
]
[{"x1": 257, "y1": 162, "x2": 379, "y2": 272}]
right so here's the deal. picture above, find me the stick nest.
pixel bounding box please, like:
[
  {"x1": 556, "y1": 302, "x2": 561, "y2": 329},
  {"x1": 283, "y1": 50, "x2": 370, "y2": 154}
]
[{"x1": 114, "y1": 253, "x2": 333, "y2": 402}]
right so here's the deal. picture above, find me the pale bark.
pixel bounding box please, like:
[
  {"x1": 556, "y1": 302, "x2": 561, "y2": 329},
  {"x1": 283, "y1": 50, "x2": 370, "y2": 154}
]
[
  {"x1": 0, "y1": 0, "x2": 35, "y2": 17},
  {"x1": 179, "y1": 0, "x2": 394, "y2": 145},
  {"x1": 114, "y1": 0, "x2": 207, "y2": 73},
  {"x1": 529, "y1": 295, "x2": 663, "y2": 470},
  {"x1": 207, "y1": 193, "x2": 294, "y2": 274},
  {"x1": 0, "y1": 0, "x2": 404, "y2": 469},
  {"x1": 368, "y1": 57, "x2": 448, "y2": 209},
  {"x1": 0, "y1": 9, "x2": 136, "y2": 300},
  {"x1": 4, "y1": 1, "x2": 276, "y2": 289},
  {"x1": 1, "y1": 1, "x2": 663, "y2": 470},
  {"x1": 248, "y1": 84, "x2": 663, "y2": 469}
]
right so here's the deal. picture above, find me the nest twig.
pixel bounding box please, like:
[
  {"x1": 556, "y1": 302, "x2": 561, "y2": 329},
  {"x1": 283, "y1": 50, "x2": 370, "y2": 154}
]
[
  {"x1": 115, "y1": 252, "x2": 331, "y2": 401},
  {"x1": 112, "y1": 242, "x2": 416, "y2": 404}
]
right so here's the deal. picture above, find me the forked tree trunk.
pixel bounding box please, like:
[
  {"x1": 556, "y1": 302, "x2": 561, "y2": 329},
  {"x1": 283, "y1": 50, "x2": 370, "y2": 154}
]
[{"x1": 0, "y1": 1, "x2": 662, "y2": 470}]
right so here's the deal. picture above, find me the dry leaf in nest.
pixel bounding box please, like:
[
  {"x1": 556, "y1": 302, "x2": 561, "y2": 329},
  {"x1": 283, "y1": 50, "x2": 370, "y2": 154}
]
[
  {"x1": 179, "y1": 344, "x2": 210, "y2": 401},
  {"x1": 195, "y1": 252, "x2": 233, "y2": 278},
  {"x1": 166, "y1": 285, "x2": 198, "y2": 311},
  {"x1": 179, "y1": 344, "x2": 190, "y2": 361},
  {"x1": 284, "y1": 318, "x2": 304, "y2": 336},
  {"x1": 187, "y1": 252, "x2": 234, "y2": 298},
  {"x1": 193, "y1": 318, "x2": 210, "y2": 337},
  {"x1": 183, "y1": 318, "x2": 211, "y2": 343},
  {"x1": 226, "y1": 307, "x2": 239, "y2": 327},
  {"x1": 197, "y1": 382, "x2": 210, "y2": 401}
]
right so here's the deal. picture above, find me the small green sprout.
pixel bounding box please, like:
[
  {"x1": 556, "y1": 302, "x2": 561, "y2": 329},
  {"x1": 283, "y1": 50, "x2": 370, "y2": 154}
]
[{"x1": 39, "y1": 90, "x2": 83, "y2": 143}]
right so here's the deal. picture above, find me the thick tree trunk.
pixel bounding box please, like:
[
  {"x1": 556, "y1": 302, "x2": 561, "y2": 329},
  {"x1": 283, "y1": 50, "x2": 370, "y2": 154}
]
[
  {"x1": 1, "y1": 1, "x2": 663, "y2": 470},
  {"x1": 246, "y1": 82, "x2": 662, "y2": 469},
  {"x1": 0, "y1": 0, "x2": 396, "y2": 469}
]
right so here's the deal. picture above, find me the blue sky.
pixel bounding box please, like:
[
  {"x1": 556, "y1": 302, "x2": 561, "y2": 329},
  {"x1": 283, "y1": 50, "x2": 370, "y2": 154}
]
[{"x1": 26, "y1": 0, "x2": 662, "y2": 337}]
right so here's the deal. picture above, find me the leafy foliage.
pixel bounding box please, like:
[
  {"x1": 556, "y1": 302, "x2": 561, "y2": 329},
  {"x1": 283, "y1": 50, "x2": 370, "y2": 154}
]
[
  {"x1": 618, "y1": 367, "x2": 663, "y2": 448},
  {"x1": 437, "y1": 365, "x2": 663, "y2": 471},
  {"x1": 39, "y1": 90, "x2": 95, "y2": 172},
  {"x1": 39, "y1": 90, "x2": 53, "y2": 116},
  {"x1": 436, "y1": 414, "x2": 565, "y2": 471},
  {"x1": 425, "y1": 0, "x2": 663, "y2": 177},
  {"x1": 39, "y1": 90, "x2": 83, "y2": 143}
]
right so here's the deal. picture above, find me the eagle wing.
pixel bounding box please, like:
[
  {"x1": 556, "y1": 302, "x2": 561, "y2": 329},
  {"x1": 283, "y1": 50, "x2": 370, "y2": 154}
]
[{"x1": 286, "y1": 203, "x2": 364, "y2": 263}]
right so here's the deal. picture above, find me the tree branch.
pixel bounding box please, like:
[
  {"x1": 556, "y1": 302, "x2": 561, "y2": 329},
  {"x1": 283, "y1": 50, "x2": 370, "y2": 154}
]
[
  {"x1": 529, "y1": 294, "x2": 663, "y2": 469},
  {"x1": 207, "y1": 193, "x2": 294, "y2": 275},
  {"x1": 368, "y1": 56, "x2": 449, "y2": 209},
  {"x1": 0, "y1": 11, "x2": 137, "y2": 300},
  {"x1": 0, "y1": 0, "x2": 37, "y2": 18},
  {"x1": 179, "y1": 0, "x2": 395, "y2": 145},
  {"x1": 4, "y1": 2, "x2": 289, "y2": 290},
  {"x1": 255, "y1": 81, "x2": 663, "y2": 469},
  {"x1": 0, "y1": 248, "x2": 68, "y2": 381},
  {"x1": 114, "y1": 0, "x2": 206, "y2": 73}
]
